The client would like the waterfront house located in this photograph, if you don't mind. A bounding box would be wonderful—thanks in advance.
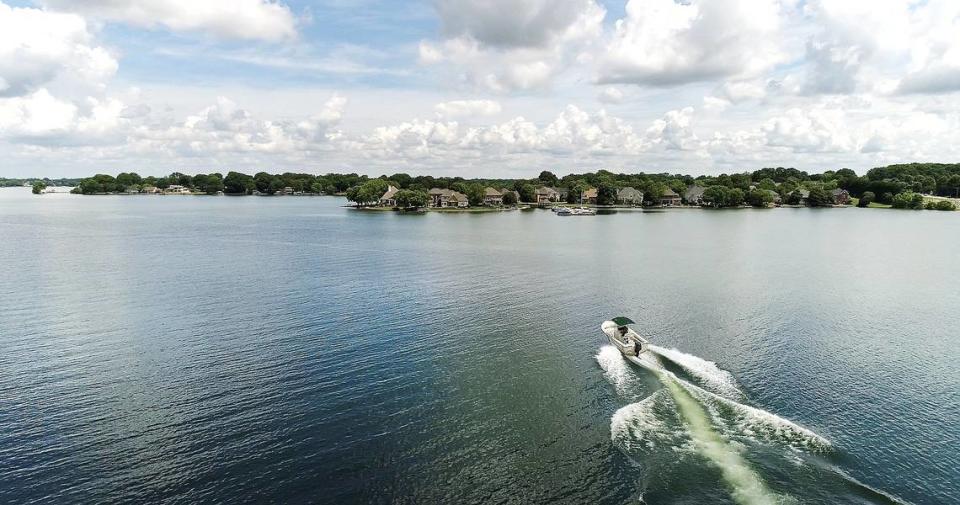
[380,185,399,207]
[581,187,598,205]
[141,186,160,194]
[483,187,503,206]
[428,188,470,208]
[278,187,295,196]
[684,185,706,205]
[534,186,561,203]
[165,185,192,194]
[830,188,850,205]
[766,190,783,206]
[617,187,644,205]
[797,188,810,205]
[659,188,681,206]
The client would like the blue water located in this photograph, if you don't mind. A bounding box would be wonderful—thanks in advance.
[1,188,957,504]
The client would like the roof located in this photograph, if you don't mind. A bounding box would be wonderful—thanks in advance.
[484,187,502,197]
[618,187,642,197]
[684,185,706,199]
[798,189,810,197]
[612,316,635,326]
[448,191,468,202]
[830,188,847,196]
[662,188,680,197]
[380,185,399,200]
[535,186,559,195]
[582,188,598,198]
[428,187,446,195]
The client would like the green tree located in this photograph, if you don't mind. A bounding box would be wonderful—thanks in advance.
[538,170,559,186]
[394,189,428,208]
[597,182,618,205]
[933,200,957,211]
[465,184,485,207]
[515,182,535,203]
[891,191,924,209]
[347,179,389,207]
[501,191,518,206]
[807,187,832,207]
[857,191,875,207]
[32,181,47,194]
[746,188,773,207]
[224,171,255,194]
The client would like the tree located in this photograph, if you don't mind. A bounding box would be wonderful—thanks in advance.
[858,191,875,207]
[32,181,47,194]
[746,188,773,207]
[891,191,924,209]
[538,170,559,186]
[465,184,485,207]
[394,189,428,208]
[933,200,957,211]
[347,179,389,207]
[224,171,255,194]
[501,191,517,206]
[515,182,535,203]
[807,187,832,207]
[597,182,618,206]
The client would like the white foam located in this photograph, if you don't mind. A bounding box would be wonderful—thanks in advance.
[610,390,690,453]
[650,345,744,400]
[674,373,831,451]
[596,345,643,398]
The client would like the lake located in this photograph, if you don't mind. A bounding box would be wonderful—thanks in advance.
[1,187,957,504]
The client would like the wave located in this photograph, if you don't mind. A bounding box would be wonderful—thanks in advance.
[649,345,745,401]
[611,390,692,454]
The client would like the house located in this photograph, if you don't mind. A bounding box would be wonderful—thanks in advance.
[278,187,295,196]
[428,188,469,208]
[483,187,503,206]
[380,185,399,207]
[684,185,706,205]
[534,186,561,203]
[830,188,850,205]
[795,188,810,205]
[659,188,681,206]
[581,187,598,205]
[141,186,160,194]
[766,190,783,206]
[165,185,192,194]
[617,187,644,205]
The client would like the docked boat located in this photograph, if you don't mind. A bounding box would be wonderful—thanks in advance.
[601,317,661,371]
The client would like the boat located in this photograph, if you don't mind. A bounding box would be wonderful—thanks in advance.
[601,317,661,371]
[570,207,596,216]
[555,207,572,215]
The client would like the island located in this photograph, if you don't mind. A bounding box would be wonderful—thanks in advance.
[43,163,960,212]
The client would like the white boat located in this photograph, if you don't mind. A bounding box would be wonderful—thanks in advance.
[601,317,661,371]
[570,207,596,215]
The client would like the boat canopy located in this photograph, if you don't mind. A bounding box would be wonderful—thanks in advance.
[611,316,635,326]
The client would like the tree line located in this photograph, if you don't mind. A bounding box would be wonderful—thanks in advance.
[61,164,960,211]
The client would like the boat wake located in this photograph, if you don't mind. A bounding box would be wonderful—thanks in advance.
[598,345,832,505]
[597,344,912,504]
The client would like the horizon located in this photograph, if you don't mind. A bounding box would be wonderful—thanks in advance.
[2,1,960,178]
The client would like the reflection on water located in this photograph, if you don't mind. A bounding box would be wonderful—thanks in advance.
[1,187,957,504]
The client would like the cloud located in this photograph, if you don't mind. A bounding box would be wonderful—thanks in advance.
[0,3,117,97]
[40,0,298,42]
[598,87,624,104]
[598,0,785,87]
[434,100,502,119]
[420,0,605,92]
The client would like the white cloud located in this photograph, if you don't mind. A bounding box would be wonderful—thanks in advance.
[598,0,786,86]
[0,3,116,97]
[420,0,605,92]
[598,87,624,104]
[40,0,298,42]
[434,100,501,119]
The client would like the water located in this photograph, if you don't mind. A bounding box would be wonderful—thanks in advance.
[1,187,958,504]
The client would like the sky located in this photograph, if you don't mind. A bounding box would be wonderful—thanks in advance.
[1,0,959,178]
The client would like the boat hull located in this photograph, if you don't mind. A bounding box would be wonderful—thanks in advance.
[601,321,661,371]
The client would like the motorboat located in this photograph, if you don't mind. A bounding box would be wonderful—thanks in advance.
[555,207,571,215]
[601,317,661,371]
[570,207,596,215]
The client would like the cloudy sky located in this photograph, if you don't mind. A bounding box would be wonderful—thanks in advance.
[1,0,959,178]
